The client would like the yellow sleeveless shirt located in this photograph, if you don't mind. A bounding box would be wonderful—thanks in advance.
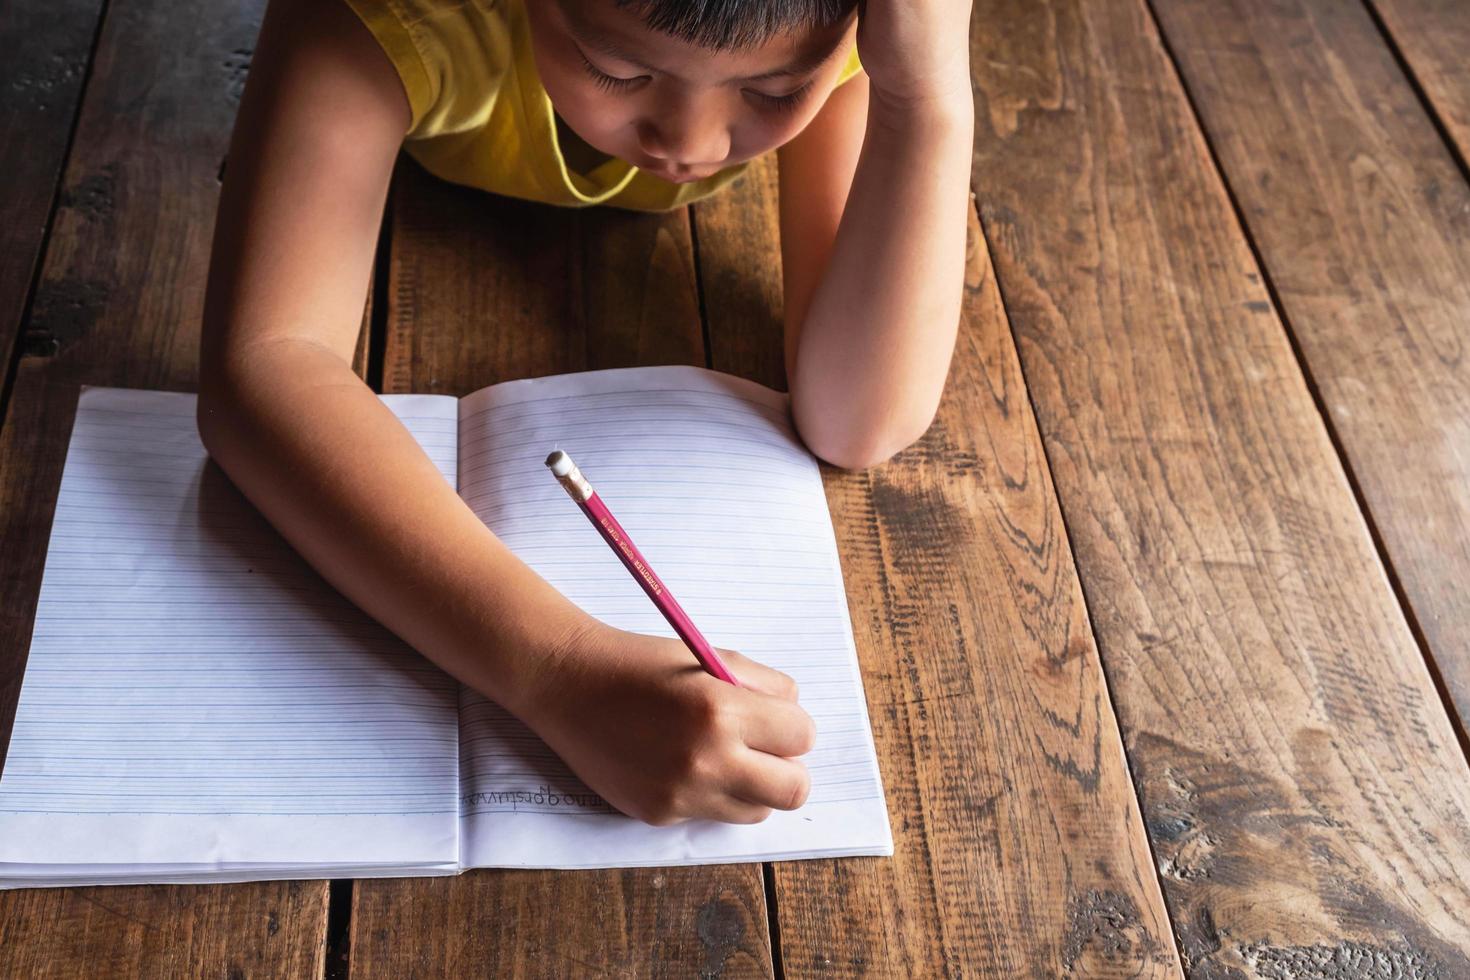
[342,0,864,212]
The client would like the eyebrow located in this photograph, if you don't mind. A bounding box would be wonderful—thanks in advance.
[568,20,845,84]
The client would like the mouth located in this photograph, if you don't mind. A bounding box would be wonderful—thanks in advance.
[649,168,711,182]
[639,163,720,184]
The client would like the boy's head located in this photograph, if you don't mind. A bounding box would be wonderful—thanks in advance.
[526,0,860,184]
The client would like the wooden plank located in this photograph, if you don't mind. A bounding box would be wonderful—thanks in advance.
[689,160,788,391]
[353,266,373,381]
[694,160,1181,975]
[0,0,106,393]
[0,0,331,973]
[1368,0,1470,165]
[346,160,772,979]
[1151,0,1470,763]
[969,0,1470,973]
[0,882,327,980]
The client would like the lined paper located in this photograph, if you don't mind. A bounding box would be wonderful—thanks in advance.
[455,366,891,868]
[0,387,462,879]
[0,367,891,884]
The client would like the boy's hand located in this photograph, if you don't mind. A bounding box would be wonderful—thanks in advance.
[518,621,816,825]
[855,0,975,110]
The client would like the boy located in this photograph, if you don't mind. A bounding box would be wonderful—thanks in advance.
[197,0,973,826]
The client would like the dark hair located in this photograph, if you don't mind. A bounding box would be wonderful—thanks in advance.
[614,0,857,51]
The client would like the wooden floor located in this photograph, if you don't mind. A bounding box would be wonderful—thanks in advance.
[2,0,1469,975]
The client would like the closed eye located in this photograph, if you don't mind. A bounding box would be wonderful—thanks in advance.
[745,80,813,114]
[576,48,648,92]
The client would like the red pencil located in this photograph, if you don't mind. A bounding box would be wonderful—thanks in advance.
[544,449,741,686]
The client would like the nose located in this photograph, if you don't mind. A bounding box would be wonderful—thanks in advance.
[637,97,730,169]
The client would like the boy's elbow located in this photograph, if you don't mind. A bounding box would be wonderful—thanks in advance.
[193,335,313,456]
[195,353,259,462]
[195,386,236,462]
[796,410,936,472]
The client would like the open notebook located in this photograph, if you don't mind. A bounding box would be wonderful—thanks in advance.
[0,366,891,887]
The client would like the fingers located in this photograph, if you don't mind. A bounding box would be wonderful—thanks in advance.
[727,750,812,813]
[701,796,775,825]
[718,649,800,701]
[646,752,808,825]
[736,690,817,758]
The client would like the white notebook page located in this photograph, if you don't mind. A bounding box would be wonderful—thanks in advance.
[0,387,462,880]
[454,366,892,868]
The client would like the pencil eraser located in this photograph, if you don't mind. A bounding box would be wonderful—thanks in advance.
[545,450,573,477]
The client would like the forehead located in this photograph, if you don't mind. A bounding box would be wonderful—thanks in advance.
[556,0,853,81]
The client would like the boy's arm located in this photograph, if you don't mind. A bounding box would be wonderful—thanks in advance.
[201,0,594,706]
[200,0,814,826]
[777,1,975,470]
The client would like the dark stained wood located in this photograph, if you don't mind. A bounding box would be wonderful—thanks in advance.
[694,159,1182,975]
[691,160,788,390]
[1368,0,1470,165]
[0,0,331,973]
[970,0,1470,973]
[353,265,372,382]
[0,0,106,393]
[0,881,326,980]
[346,160,772,980]
[1151,0,1470,760]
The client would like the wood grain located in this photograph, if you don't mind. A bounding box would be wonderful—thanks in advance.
[1150,0,1470,765]
[0,0,106,393]
[0,0,332,973]
[0,881,326,980]
[970,0,1470,973]
[688,160,787,391]
[1367,0,1470,165]
[346,160,772,980]
[694,160,1181,975]
[354,265,373,382]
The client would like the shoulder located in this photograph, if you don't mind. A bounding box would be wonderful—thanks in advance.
[339,0,515,133]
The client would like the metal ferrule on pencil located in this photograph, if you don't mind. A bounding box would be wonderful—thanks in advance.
[545,450,594,503]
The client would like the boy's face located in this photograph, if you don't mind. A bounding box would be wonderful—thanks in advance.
[527,1,858,183]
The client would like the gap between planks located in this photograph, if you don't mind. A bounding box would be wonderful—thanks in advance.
[0,0,113,444]
[1138,0,1470,763]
